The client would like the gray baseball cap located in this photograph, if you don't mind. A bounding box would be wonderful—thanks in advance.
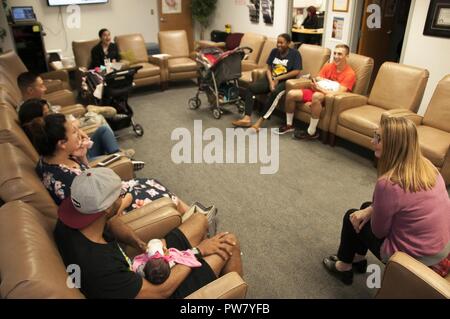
[58,168,123,229]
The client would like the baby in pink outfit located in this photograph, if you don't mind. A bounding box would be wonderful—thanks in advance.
[132,239,202,285]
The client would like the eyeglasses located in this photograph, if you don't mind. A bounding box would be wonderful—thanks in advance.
[373,132,382,144]
[119,189,127,198]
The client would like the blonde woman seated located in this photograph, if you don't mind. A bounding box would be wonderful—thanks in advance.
[323,116,450,285]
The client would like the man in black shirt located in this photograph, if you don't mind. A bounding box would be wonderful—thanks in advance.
[55,168,243,299]
[232,33,301,130]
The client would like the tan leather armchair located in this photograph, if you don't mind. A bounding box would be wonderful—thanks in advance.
[71,39,99,90]
[376,252,450,299]
[240,33,267,72]
[0,201,248,299]
[115,33,165,89]
[157,30,199,84]
[286,51,373,142]
[0,51,75,103]
[328,62,429,149]
[380,75,450,185]
[239,38,277,88]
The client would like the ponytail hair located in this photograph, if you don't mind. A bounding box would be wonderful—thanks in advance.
[25,113,67,157]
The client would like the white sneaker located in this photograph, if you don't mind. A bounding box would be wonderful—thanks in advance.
[198,205,218,237]
[131,160,145,171]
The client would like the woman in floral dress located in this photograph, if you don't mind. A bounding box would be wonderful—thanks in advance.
[29,113,188,214]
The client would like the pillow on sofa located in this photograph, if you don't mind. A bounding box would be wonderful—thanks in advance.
[120,50,138,64]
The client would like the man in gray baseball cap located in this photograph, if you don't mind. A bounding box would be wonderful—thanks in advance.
[54,168,243,299]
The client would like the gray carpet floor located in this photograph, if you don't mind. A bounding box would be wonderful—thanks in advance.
[116,82,403,298]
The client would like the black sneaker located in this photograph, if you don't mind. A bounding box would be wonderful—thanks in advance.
[293,129,319,140]
[274,124,295,135]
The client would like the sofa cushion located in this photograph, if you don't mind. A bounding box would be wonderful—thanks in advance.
[239,71,252,84]
[132,62,160,79]
[339,105,385,137]
[168,58,197,73]
[417,126,450,167]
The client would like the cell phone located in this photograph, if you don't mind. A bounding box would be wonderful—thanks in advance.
[96,154,121,167]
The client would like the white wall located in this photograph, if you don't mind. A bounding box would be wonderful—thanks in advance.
[9,0,159,58]
[0,4,15,52]
[322,0,357,52]
[402,0,450,115]
[204,0,290,40]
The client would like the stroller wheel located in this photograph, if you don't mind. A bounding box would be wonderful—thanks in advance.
[188,97,201,110]
[212,108,221,119]
[133,124,144,137]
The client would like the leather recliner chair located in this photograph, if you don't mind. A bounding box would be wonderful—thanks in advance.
[0,51,77,106]
[71,39,99,90]
[251,44,331,116]
[328,62,429,149]
[239,33,267,72]
[238,38,277,88]
[380,74,450,185]
[0,201,248,299]
[114,34,165,89]
[376,252,450,299]
[285,51,373,142]
[157,30,199,84]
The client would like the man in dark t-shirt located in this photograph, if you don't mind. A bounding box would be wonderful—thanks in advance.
[232,33,301,129]
[54,168,243,299]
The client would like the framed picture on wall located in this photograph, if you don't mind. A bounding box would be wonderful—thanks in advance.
[332,0,349,12]
[331,16,344,40]
[423,0,450,38]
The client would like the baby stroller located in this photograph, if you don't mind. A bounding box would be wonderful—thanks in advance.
[189,46,252,119]
[82,66,144,137]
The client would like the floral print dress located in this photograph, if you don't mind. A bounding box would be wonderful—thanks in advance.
[36,158,179,213]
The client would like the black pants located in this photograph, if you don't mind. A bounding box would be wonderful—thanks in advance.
[337,202,384,264]
[244,76,286,116]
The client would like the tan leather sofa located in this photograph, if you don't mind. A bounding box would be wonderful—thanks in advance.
[251,44,331,117]
[380,75,450,184]
[239,38,277,88]
[286,51,373,142]
[71,39,99,90]
[0,201,248,299]
[328,62,429,149]
[157,30,199,83]
[376,252,450,299]
[0,51,76,106]
[239,33,267,72]
[114,34,165,89]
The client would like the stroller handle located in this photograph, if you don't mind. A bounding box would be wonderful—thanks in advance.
[239,46,253,54]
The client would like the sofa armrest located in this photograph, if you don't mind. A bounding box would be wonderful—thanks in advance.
[376,252,450,299]
[381,109,424,126]
[43,79,64,94]
[195,40,226,50]
[185,272,248,299]
[44,90,76,106]
[329,93,368,135]
[60,104,87,118]
[286,78,311,91]
[41,70,70,89]
[90,155,134,181]
[241,61,258,72]
[251,68,268,82]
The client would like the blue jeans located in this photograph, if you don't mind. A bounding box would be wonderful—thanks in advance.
[87,125,120,160]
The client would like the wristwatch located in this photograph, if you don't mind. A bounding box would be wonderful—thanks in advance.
[192,247,203,260]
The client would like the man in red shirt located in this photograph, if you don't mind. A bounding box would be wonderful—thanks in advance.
[278,44,356,139]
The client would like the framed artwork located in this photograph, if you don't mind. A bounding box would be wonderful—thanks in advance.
[333,0,349,12]
[423,0,450,38]
[331,16,344,40]
[261,0,274,25]
[162,0,181,14]
[248,0,260,23]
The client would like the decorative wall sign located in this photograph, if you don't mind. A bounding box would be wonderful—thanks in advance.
[162,0,182,14]
[261,0,275,25]
[423,0,450,38]
[248,0,260,23]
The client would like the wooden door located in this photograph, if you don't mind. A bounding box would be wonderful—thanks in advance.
[158,0,194,51]
[357,0,408,88]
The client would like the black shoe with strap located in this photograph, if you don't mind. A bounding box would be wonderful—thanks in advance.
[323,256,353,285]
[329,255,368,273]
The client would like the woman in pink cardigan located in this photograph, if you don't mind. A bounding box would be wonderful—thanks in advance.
[323,116,450,285]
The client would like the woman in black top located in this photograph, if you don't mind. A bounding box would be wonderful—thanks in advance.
[302,6,319,29]
[90,28,121,69]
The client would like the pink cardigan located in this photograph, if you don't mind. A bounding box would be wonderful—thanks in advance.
[372,174,450,262]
